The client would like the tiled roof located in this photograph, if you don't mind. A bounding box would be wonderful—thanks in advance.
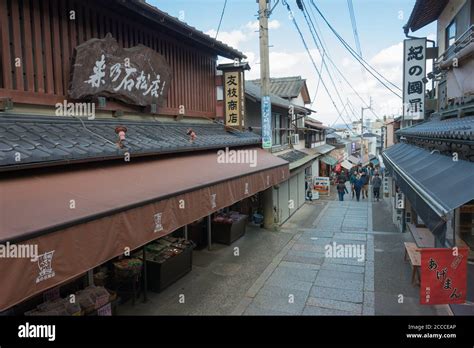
[276,150,308,163]
[397,116,474,141]
[405,0,448,33]
[305,119,328,130]
[245,81,310,113]
[0,115,260,170]
[248,76,306,99]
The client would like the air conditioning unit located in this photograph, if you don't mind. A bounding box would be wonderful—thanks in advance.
[290,134,299,145]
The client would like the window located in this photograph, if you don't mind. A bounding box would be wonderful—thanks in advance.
[446,20,456,47]
[282,115,289,145]
[272,113,281,146]
[216,86,223,101]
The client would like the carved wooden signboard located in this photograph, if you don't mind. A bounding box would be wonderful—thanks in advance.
[69,33,172,107]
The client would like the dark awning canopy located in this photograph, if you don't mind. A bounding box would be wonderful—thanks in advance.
[382,143,474,217]
[404,0,448,33]
[0,148,289,311]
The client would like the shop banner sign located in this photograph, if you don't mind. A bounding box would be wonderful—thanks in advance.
[383,177,389,194]
[403,38,426,120]
[224,70,243,129]
[420,248,468,305]
[313,176,330,196]
[261,96,272,149]
[396,192,405,209]
[69,34,172,107]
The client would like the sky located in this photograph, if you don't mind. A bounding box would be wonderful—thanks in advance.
[148,0,436,126]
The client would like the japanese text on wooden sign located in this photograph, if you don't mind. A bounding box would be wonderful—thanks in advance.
[403,38,426,120]
[224,71,243,129]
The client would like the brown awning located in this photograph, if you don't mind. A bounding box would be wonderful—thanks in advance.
[0,148,289,311]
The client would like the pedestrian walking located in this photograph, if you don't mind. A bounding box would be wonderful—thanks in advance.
[338,170,346,184]
[361,172,369,199]
[354,174,364,202]
[336,180,349,201]
[372,173,382,202]
[349,171,357,199]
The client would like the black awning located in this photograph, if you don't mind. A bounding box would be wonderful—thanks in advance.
[383,143,474,217]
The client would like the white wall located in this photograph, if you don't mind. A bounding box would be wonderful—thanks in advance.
[311,159,320,178]
[437,0,468,54]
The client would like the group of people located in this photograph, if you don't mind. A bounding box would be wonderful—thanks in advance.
[335,164,382,202]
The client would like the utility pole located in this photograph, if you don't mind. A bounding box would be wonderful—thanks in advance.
[361,97,372,163]
[259,0,270,108]
[258,0,274,230]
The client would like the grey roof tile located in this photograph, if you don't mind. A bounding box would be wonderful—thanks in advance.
[398,116,474,141]
[0,115,261,169]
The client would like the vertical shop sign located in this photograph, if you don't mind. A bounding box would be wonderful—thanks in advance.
[224,71,243,129]
[420,248,468,305]
[396,192,405,209]
[261,96,272,149]
[403,38,426,120]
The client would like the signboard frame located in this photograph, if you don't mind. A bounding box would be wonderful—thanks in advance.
[223,70,244,130]
[403,37,427,121]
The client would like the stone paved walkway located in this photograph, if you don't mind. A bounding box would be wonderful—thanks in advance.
[234,199,375,315]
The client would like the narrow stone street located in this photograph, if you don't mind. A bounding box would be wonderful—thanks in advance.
[234,199,374,315]
[120,189,451,316]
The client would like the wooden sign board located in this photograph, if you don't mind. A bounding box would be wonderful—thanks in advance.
[69,34,172,107]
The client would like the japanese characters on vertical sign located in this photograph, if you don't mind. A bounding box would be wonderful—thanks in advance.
[403,38,426,120]
[261,96,272,149]
[224,71,243,129]
[420,248,468,305]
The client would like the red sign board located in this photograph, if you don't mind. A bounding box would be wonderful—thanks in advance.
[420,248,468,305]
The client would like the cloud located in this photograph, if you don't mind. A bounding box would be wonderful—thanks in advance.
[245,20,281,31]
[207,20,280,51]
[206,29,248,50]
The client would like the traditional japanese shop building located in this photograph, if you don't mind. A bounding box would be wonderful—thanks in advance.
[383,0,474,253]
[244,78,328,223]
[0,0,289,313]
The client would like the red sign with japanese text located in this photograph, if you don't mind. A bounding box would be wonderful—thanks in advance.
[420,248,468,305]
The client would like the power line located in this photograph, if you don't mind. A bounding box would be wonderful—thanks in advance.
[301,1,368,125]
[309,0,402,98]
[281,0,353,133]
[347,0,367,83]
[303,1,382,121]
[298,0,359,124]
[215,0,228,40]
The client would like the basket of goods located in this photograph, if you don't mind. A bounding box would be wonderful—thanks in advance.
[75,289,97,314]
[113,258,143,279]
[145,243,167,255]
[76,286,111,314]
[171,239,194,250]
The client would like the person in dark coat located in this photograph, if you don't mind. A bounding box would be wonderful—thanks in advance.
[353,175,364,202]
[372,173,382,202]
[336,180,349,201]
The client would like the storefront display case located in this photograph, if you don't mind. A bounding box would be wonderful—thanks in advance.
[141,237,194,292]
[211,212,248,245]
